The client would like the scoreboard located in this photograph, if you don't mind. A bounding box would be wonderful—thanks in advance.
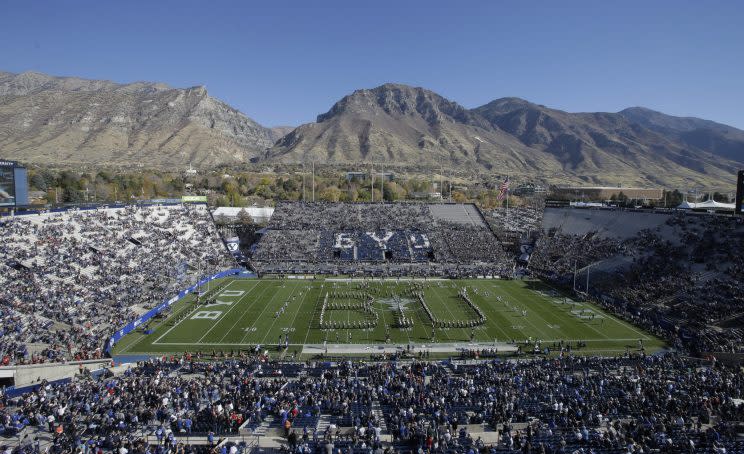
[0,160,28,208]
[737,170,744,215]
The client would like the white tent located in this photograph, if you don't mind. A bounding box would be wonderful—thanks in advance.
[677,200,735,211]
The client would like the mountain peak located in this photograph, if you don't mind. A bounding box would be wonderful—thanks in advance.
[0,70,175,96]
[316,82,478,126]
[475,97,538,114]
[2,70,743,186]
[620,106,658,114]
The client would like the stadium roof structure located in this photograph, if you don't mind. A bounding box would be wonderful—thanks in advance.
[677,200,735,211]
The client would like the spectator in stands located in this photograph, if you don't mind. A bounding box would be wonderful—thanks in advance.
[0,204,234,365]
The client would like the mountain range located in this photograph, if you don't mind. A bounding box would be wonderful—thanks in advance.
[1,71,743,188]
[0,71,283,168]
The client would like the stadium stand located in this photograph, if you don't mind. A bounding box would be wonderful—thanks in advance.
[2,202,744,453]
[530,209,744,356]
[488,207,544,237]
[541,207,673,240]
[0,205,234,365]
[1,354,742,453]
[251,202,512,277]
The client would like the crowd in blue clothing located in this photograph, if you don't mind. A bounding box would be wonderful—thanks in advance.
[1,352,742,453]
[252,202,511,277]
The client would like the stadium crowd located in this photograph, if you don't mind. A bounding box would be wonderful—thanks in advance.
[529,212,744,356]
[1,202,744,453]
[1,353,742,453]
[0,205,234,365]
[252,203,512,277]
[487,207,544,237]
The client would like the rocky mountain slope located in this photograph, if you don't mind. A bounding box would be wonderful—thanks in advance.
[268,84,554,175]
[267,85,743,187]
[2,71,742,188]
[619,107,744,164]
[472,98,742,187]
[0,71,275,168]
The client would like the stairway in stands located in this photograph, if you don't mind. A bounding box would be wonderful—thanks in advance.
[371,400,388,433]
[315,414,332,434]
[251,415,276,437]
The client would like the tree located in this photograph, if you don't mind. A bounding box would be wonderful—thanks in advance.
[228,191,247,207]
[63,187,84,203]
[237,209,254,225]
[320,187,343,202]
[662,189,684,207]
[383,181,406,201]
[452,191,468,203]
[30,173,48,191]
[214,195,230,207]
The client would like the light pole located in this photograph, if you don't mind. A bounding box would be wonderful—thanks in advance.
[573,260,577,292]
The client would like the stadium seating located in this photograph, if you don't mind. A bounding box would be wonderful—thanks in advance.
[252,202,512,276]
[0,204,234,364]
[2,202,744,453]
[2,354,742,453]
[530,210,744,355]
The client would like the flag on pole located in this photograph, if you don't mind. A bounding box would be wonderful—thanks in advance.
[497,176,510,200]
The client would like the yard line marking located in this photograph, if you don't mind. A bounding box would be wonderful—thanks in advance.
[258,281,305,345]
[388,284,412,345]
[235,285,284,345]
[217,281,281,344]
[130,278,660,354]
[153,280,238,344]
[236,281,289,344]
[283,284,311,343]
[425,285,462,341]
[302,286,323,346]
[148,337,649,347]
[195,280,261,343]
[469,283,511,341]
[231,281,286,345]
[497,285,553,340]
[538,280,651,341]
[120,293,200,353]
[503,285,559,339]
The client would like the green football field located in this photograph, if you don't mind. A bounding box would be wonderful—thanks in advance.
[112,277,664,357]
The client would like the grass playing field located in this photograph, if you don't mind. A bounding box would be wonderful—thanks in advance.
[112,277,664,357]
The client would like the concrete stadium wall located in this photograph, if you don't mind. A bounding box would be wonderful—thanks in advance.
[8,359,112,387]
[542,208,675,240]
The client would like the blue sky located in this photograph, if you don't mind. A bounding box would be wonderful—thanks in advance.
[1,0,743,128]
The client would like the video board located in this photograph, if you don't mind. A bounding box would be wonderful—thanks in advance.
[0,162,15,207]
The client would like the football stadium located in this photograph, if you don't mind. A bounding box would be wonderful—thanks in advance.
[3,3,744,452]
[108,202,664,358]
[2,197,743,453]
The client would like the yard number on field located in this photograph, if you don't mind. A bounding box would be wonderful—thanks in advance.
[191,290,245,320]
